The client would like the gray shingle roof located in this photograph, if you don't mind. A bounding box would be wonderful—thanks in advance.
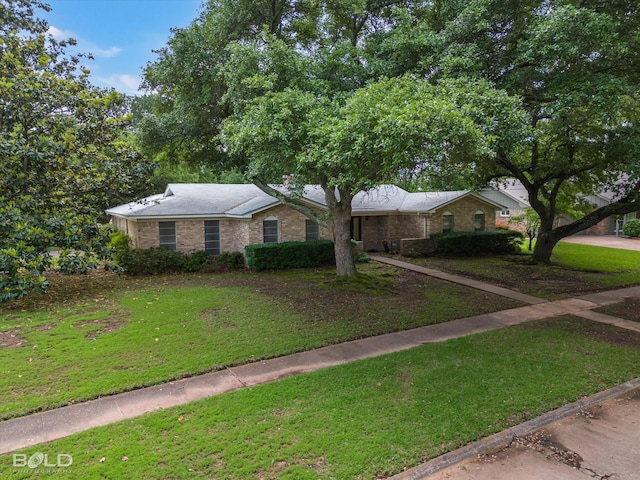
[105,184,278,219]
[106,183,506,219]
[402,190,472,212]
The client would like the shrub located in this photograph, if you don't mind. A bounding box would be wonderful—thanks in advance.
[109,230,131,251]
[109,231,131,263]
[245,240,335,271]
[354,251,370,263]
[183,250,213,272]
[56,252,98,275]
[430,230,524,256]
[117,247,185,275]
[622,219,640,238]
[215,251,245,270]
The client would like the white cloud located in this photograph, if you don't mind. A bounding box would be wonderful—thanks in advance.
[95,74,142,95]
[47,25,74,40]
[93,46,122,58]
[46,25,122,58]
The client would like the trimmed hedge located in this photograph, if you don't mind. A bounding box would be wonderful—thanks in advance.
[117,248,245,275]
[217,251,246,270]
[117,247,187,275]
[430,230,524,256]
[245,240,335,271]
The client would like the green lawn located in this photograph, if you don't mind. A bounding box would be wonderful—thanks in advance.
[404,242,640,299]
[0,262,521,420]
[2,242,640,478]
[4,317,640,479]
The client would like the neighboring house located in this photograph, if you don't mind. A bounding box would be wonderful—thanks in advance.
[105,184,506,254]
[562,190,639,236]
[478,185,530,228]
[488,179,639,235]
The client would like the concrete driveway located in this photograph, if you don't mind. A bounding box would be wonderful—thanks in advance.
[420,387,640,480]
[561,235,640,251]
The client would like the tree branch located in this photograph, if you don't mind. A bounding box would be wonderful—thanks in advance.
[251,178,328,226]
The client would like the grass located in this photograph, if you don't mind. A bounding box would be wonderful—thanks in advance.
[0,262,521,420]
[402,242,640,299]
[4,316,640,479]
[2,242,640,478]
[595,297,640,322]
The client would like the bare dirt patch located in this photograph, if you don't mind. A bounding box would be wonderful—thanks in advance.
[527,316,640,349]
[401,255,611,299]
[34,324,56,331]
[0,329,27,348]
[595,296,640,323]
[72,318,126,340]
[230,268,520,329]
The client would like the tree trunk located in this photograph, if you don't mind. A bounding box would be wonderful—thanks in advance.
[532,229,559,264]
[530,187,640,263]
[325,185,357,277]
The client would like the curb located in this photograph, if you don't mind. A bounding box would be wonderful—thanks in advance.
[391,377,640,479]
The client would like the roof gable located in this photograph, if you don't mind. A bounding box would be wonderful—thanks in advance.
[399,190,507,212]
[106,184,278,219]
[106,183,506,219]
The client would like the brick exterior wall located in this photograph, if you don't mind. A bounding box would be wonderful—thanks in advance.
[221,220,250,252]
[359,214,423,252]
[114,204,331,254]
[357,197,497,252]
[583,217,616,235]
[112,196,497,254]
[135,221,159,249]
[400,237,436,257]
[248,204,331,245]
[429,197,497,235]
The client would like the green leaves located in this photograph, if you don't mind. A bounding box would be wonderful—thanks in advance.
[223,75,527,196]
[0,0,153,300]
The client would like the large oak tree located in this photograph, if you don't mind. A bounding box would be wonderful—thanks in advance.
[145,1,525,275]
[423,0,640,262]
[223,77,525,275]
[143,0,640,267]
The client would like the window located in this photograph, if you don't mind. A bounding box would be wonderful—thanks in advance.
[305,219,320,241]
[351,217,362,241]
[474,211,486,231]
[204,220,221,255]
[158,221,177,250]
[263,218,278,243]
[442,213,453,233]
[500,210,510,217]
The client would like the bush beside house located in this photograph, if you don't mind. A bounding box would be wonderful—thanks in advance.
[245,240,335,271]
[430,230,524,256]
[622,219,640,238]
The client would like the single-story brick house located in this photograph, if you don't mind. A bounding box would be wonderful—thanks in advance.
[105,184,507,254]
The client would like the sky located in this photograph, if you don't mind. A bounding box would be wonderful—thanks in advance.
[40,0,203,95]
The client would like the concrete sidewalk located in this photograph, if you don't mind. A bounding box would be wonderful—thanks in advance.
[370,255,548,305]
[5,289,631,455]
[2,257,640,478]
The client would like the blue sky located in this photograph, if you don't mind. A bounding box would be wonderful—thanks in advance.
[40,0,203,95]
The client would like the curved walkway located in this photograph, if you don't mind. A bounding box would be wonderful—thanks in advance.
[2,257,640,478]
